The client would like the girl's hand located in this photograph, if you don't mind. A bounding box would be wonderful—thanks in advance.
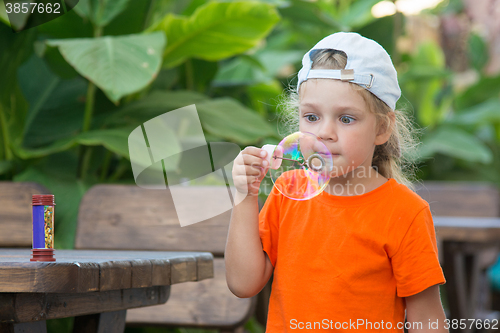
[232,147,269,197]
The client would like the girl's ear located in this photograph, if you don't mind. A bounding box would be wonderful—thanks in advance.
[375,111,396,145]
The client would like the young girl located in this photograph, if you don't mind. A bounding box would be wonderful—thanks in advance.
[225,32,448,332]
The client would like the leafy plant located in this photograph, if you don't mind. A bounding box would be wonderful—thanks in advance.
[0,0,281,249]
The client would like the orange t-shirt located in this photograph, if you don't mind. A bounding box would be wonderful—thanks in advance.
[259,177,446,332]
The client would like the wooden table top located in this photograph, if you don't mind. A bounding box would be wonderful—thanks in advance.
[0,249,213,293]
[434,216,500,242]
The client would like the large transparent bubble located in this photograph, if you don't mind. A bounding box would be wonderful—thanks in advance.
[264,132,333,200]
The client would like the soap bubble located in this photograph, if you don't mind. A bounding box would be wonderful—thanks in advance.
[268,132,332,200]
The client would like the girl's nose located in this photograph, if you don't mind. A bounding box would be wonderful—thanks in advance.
[317,122,338,142]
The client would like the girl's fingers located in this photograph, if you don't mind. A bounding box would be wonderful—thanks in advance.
[233,147,269,195]
[241,153,266,167]
[242,146,267,159]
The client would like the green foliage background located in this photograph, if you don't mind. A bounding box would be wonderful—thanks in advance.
[1,0,500,332]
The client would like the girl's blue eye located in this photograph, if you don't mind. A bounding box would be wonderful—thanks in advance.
[306,115,319,122]
[340,116,354,124]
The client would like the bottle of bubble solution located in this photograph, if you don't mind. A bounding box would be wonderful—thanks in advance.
[31,195,56,262]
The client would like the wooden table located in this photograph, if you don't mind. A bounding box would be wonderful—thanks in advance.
[434,216,500,332]
[0,249,213,333]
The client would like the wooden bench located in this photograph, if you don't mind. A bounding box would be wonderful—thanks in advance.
[0,182,51,248]
[415,181,500,331]
[75,184,257,332]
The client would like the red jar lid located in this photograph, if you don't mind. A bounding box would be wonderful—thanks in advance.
[32,194,55,206]
[30,249,56,262]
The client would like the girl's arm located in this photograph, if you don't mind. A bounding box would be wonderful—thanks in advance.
[225,147,274,298]
[406,284,449,333]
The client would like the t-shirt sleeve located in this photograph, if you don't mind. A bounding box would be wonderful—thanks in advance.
[391,205,446,297]
[258,187,282,267]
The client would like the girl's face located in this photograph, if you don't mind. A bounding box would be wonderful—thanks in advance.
[299,79,389,179]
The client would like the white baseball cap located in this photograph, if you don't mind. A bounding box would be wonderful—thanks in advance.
[297,32,401,110]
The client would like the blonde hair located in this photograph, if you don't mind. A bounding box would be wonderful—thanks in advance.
[278,49,420,190]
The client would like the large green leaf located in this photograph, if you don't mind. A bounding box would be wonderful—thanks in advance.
[448,99,500,126]
[104,91,278,144]
[0,24,35,102]
[398,66,451,84]
[37,8,93,38]
[103,0,153,36]
[151,1,280,68]
[468,32,489,72]
[75,128,132,158]
[417,126,493,163]
[0,160,13,175]
[418,79,452,127]
[213,50,304,86]
[12,137,76,159]
[18,55,60,137]
[279,0,339,30]
[413,41,446,67]
[0,23,35,162]
[197,98,278,144]
[100,90,209,127]
[0,2,10,26]
[46,32,166,104]
[336,0,379,30]
[13,127,147,162]
[18,55,88,147]
[73,0,130,28]
[400,41,451,127]
[455,75,500,110]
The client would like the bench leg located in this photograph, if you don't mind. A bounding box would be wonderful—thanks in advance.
[73,310,127,333]
[443,241,500,333]
[0,321,47,333]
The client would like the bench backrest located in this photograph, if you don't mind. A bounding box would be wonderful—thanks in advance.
[0,182,51,247]
[415,181,500,217]
[75,185,232,256]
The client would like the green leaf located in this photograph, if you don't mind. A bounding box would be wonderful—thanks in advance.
[418,126,493,163]
[213,56,267,86]
[75,128,132,158]
[103,0,153,36]
[12,136,76,159]
[455,75,500,110]
[36,8,93,39]
[197,98,278,144]
[279,0,338,30]
[0,160,13,175]
[151,1,280,68]
[0,2,10,26]
[46,32,166,104]
[17,55,61,139]
[337,0,379,30]
[414,41,445,68]
[468,32,489,72]
[448,99,500,126]
[14,126,148,163]
[0,23,35,103]
[73,0,130,28]
[247,80,283,115]
[101,90,209,127]
[418,79,443,127]
[398,66,451,84]
[2,4,30,31]
[17,56,87,147]
[213,50,303,86]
